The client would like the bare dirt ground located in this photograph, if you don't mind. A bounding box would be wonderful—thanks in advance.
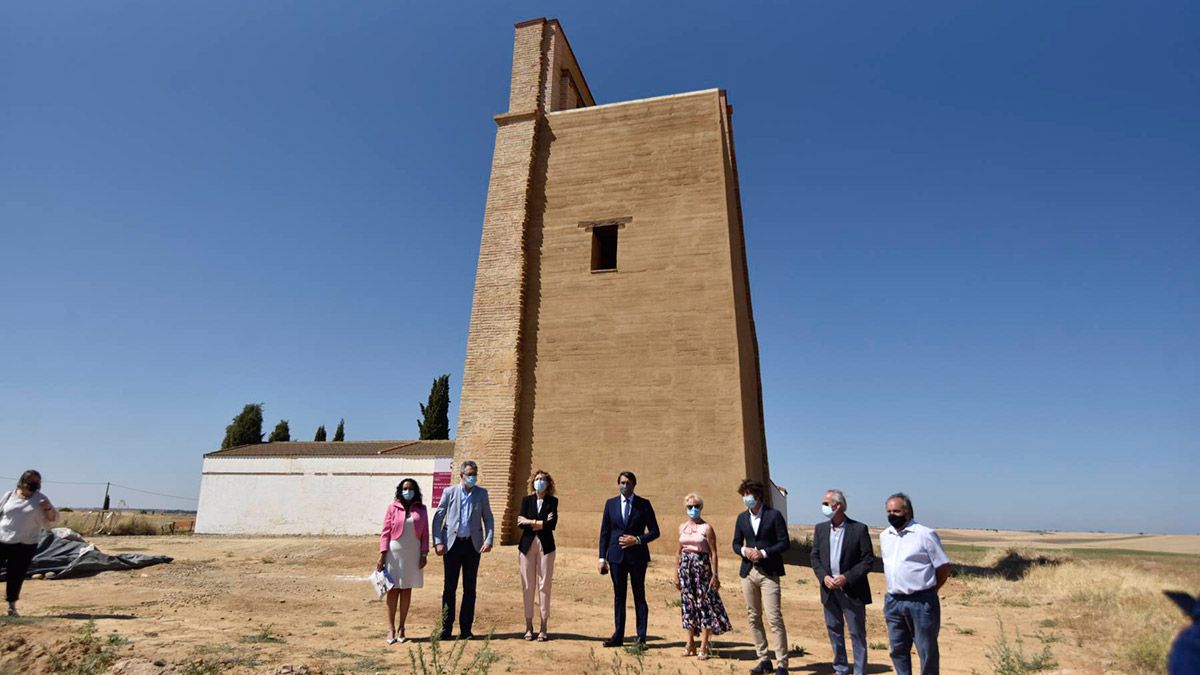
[0,528,1196,674]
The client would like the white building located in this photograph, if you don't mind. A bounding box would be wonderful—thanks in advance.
[195,440,454,535]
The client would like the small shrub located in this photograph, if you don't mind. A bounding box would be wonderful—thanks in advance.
[1033,630,1060,644]
[408,610,498,674]
[622,641,647,657]
[956,626,977,635]
[46,620,125,675]
[986,620,1057,674]
[791,644,809,657]
[317,620,337,627]
[239,625,285,644]
[180,660,222,675]
[664,597,681,608]
[106,632,129,647]
[1124,632,1171,673]
[354,654,389,671]
[586,647,650,675]
[869,641,888,650]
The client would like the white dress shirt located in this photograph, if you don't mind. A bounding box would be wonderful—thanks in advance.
[829,519,845,577]
[879,520,951,595]
[742,507,767,559]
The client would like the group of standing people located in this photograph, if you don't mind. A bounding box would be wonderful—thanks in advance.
[376,462,954,675]
[373,465,785,674]
[0,465,949,675]
[0,467,950,674]
[811,490,951,675]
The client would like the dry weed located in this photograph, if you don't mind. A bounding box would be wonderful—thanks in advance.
[957,551,1192,673]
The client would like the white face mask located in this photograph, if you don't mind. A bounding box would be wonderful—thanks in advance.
[821,504,835,518]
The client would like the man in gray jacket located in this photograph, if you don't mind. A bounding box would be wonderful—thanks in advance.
[432,460,494,640]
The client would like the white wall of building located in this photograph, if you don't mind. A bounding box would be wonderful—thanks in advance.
[770,482,789,525]
[195,455,453,535]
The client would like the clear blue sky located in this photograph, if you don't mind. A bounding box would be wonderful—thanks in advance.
[2,2,1196,534]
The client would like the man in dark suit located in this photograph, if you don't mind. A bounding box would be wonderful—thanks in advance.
[812,489,876,675]
[598,471,660,648]
[732,478,790,675]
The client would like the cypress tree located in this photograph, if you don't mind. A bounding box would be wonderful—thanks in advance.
[314,425,327,442]
[221,404,264,449]
[268,420,291,443]
[333,418,345,442]
[418,374,451,440]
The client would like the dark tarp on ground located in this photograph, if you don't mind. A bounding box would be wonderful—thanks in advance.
[0,530,172,580]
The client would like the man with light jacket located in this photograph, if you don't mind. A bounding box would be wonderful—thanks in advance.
[432,460,494,640]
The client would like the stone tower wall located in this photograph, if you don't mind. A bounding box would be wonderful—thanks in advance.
[455,19,595,542]
[515,90,769,553]
[458,20,769,552]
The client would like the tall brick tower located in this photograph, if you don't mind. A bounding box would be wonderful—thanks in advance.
[456,18,771,550]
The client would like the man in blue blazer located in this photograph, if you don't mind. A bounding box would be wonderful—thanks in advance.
[732,479,790,675]
[432,460,494,640]
[598,471,660,648]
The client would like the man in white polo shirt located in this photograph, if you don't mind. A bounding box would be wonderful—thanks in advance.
[879,492,951,675]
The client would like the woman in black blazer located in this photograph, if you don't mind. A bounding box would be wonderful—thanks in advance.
[516,469,558,641]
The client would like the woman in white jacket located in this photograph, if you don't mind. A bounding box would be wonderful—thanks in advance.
[0,470,57,616]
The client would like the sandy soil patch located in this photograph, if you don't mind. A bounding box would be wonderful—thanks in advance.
[0,533,1194,674]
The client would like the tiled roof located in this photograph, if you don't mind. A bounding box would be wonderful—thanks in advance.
[205,440,454,458]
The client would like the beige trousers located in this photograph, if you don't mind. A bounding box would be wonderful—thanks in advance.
[519,537,555,623]
[741,567,789,665]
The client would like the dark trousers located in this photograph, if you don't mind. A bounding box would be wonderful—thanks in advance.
[610,559,649,642]
[1,542,38,603]
[441,538,480,637]
[824,589,868,675]
[883,589,941,675]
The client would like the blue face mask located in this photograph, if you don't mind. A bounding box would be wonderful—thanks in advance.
[401,489,415,501]
[464,475,478,488]
[743,495,758,510]
[533,479,547,493]
[821,504,835,518]
[619,483,633,497]
[687,506,702,519]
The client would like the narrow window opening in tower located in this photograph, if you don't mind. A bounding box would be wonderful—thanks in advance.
[591,225,618,271]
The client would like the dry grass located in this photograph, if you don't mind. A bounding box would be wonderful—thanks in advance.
[56,510,189,536]
[956,548,1194,673]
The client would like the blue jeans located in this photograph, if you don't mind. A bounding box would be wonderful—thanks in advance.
[824,589,867,675]
[883,589,940,675]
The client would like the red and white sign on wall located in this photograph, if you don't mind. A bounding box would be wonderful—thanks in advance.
[431,472,452,508]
